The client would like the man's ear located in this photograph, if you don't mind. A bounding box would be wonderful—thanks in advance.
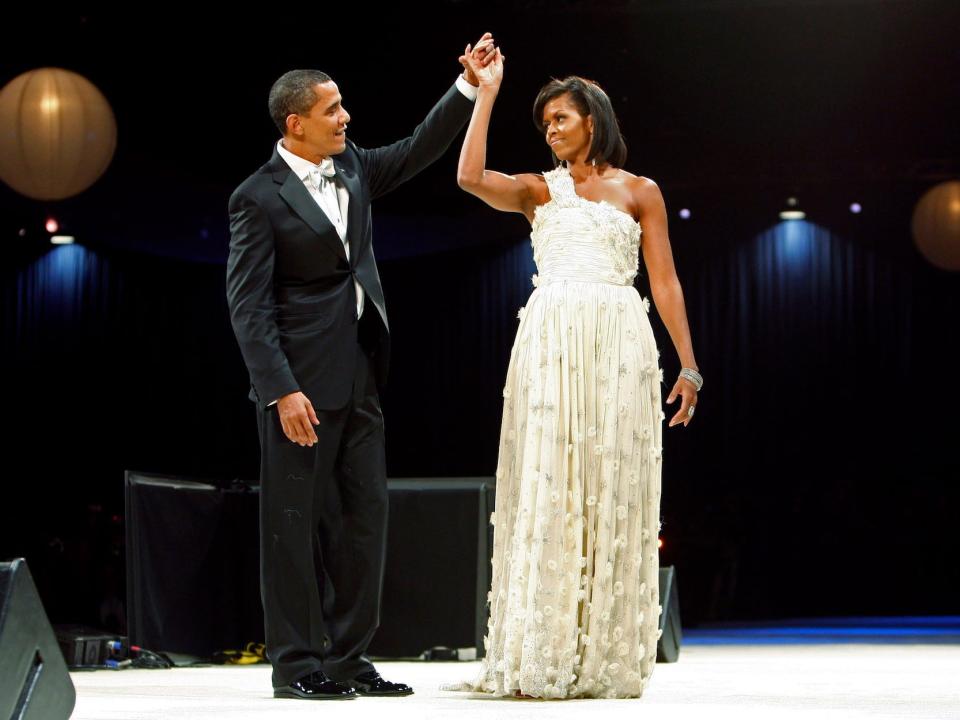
[285,114,301,137]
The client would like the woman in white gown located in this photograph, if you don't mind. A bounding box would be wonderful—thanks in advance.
[444,42,702,700]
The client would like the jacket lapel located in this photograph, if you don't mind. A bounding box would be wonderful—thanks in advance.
[271,148,347,261]
[333,156,364,259]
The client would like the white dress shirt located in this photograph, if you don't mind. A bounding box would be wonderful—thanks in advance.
[277,139,362,317]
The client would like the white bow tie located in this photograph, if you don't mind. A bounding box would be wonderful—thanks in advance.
[309,157,336,188]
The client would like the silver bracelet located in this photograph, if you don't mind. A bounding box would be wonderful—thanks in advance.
[679,367,703,391]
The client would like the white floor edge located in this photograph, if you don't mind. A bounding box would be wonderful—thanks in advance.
[69,642,960,719]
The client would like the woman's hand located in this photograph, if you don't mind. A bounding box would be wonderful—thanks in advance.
[459,37,504,90]
[666,377,698,428]
[459,32,497,86]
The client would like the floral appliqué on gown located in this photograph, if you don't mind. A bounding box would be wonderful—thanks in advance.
[442,165,665,699]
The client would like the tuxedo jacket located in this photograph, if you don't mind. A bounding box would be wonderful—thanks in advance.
[227,82,473,410]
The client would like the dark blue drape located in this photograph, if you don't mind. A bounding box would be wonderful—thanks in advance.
[1,214,957,626]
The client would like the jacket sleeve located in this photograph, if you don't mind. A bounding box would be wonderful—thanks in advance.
[355,81,473,200]
[226,189,299,407]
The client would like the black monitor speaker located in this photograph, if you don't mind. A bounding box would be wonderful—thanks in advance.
[0,558,76,720]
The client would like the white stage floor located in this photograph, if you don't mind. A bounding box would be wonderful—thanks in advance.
[71,636,960,720]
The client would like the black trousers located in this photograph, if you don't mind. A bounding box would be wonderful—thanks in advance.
[256,338,387,688]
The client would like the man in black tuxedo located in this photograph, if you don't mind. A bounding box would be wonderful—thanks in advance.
[227,36,495,700]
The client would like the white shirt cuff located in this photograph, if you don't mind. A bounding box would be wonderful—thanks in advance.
[455,74,479,102]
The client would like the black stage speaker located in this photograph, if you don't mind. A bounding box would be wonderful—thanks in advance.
[125,471,496,659]
[657,565,682,662]
[369,478,495,658]
[125,471,263,656]
[0,558,76,720]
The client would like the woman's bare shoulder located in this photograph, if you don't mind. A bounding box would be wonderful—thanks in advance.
[623,173,663,202]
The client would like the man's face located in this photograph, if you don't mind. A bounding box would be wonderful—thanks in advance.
[290,81,351,157]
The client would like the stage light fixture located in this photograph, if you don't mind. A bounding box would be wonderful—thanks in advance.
[779,196,806,221]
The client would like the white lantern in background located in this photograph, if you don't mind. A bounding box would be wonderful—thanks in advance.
[0,67,117,200]
[912,181,960,271]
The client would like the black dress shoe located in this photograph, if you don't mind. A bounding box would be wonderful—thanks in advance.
[351,670,414,696]
[274,671,357,700]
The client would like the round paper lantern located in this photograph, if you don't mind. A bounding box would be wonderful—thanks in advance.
[912,180,960,271]
[0,67,117,200]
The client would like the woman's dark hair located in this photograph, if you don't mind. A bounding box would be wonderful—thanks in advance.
[532,76,627,168]
[268,69,333,136]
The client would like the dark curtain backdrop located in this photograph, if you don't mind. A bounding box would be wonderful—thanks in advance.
[1,204,957,628]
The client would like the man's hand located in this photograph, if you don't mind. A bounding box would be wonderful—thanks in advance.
[460,37,504,90]
[460,32,497,86]
[276,391,320,446]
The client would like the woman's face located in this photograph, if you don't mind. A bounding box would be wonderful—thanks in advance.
[541,93,593,162]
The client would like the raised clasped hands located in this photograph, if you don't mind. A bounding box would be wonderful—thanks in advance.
[459,32,504,90]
